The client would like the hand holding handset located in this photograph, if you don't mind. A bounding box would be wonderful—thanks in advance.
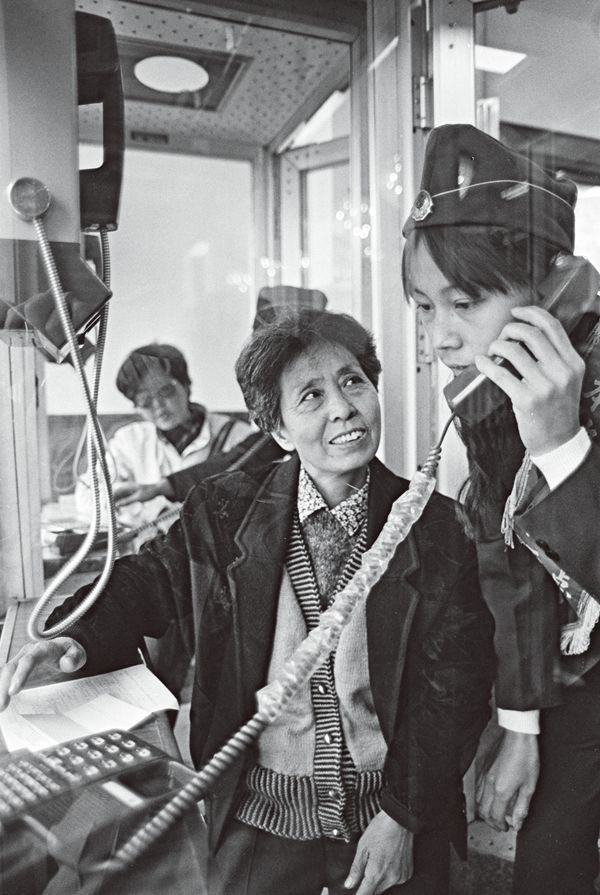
[444,254,600,424]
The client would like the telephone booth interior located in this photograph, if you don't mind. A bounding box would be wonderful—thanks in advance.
[2,0,600,671]
[1,3,600,882]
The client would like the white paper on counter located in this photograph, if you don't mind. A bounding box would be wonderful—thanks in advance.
[0,664,178,752]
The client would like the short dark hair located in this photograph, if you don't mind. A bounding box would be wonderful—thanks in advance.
[116,344,191,402]
[402,226,558,304]
[235,309,381,432]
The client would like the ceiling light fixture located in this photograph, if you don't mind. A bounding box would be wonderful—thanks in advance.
[134,56,210,93]
[475,44,526,74]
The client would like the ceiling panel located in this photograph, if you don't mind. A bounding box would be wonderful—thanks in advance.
[77,1,350,153]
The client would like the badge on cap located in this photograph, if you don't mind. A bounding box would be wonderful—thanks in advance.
[411,189,433,222]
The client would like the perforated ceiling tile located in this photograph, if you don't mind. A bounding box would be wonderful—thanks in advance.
[76,1,349,150]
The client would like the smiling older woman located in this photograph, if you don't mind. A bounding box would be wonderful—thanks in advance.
[0,309,493,895]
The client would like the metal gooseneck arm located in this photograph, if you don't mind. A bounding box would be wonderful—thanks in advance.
[7,177,118,640]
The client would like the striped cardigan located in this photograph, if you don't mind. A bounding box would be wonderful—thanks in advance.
[236,509,385,841]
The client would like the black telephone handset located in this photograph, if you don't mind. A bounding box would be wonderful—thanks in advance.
[443,254,600,424]
[76,12,124,232]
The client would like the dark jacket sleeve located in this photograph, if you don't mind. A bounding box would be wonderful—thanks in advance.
[473,442,600,711]
[380,552,494,836]
[475,536,560,710]
[45,519,194,675]
[516,441,600,602]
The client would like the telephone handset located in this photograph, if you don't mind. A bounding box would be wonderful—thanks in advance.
[443,253,600,424]
[76,12,124,232]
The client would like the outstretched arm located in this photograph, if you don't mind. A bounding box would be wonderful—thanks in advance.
[41,517,194,677]
[0,638,86,710]
[113,479,175,506]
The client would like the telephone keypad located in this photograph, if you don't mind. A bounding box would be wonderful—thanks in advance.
[0,729,165,824]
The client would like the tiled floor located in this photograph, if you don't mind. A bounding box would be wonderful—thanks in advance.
[450,823,514,894]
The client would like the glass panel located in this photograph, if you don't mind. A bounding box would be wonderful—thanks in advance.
[44,8,350,507]
[47,149,253,418]
[304,163,354,314]
[0,2,353,614]
[289,89,350,148]
[475,0,600,260]
[43,148,253,504]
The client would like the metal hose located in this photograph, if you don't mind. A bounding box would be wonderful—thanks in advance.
[26,216,117,639]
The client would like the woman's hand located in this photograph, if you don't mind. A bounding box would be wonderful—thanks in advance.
[0,638,86,711]
[475,305,585,456]
[476,730,539,832]
[344,811,413,894]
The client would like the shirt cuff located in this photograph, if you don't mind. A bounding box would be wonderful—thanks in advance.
[530,427,591,491]
[497,708,540,734]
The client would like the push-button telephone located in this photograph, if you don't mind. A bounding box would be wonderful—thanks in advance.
[0,729,205,895]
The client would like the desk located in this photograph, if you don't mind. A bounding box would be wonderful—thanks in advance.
[0,591,207,895]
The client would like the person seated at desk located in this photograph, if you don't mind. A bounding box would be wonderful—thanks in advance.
[75,342,253,530]
[1,309,494,895]
[111,286,329,511]
[112,430,287,509]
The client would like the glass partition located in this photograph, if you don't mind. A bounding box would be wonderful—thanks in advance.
[475,0,600,261]
[304,163,353,314]
[0,0,355,610]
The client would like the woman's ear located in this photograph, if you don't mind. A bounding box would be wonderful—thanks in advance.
[270,428,295,453]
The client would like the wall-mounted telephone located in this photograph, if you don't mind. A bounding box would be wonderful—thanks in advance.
[76,12,124,232]
[2,12,124,362]
[443,254,600,424]
[1,729,203,895]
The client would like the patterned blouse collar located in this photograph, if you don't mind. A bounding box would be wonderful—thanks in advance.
[297,466,370,536]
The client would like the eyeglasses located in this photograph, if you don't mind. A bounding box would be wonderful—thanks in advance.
[134,381,180,410]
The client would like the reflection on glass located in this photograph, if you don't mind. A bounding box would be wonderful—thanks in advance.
[304,164,353,315]
[289,89,350,149]
[475,0,600,263]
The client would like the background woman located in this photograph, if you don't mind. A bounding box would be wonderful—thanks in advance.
[75,342,252,528]
[402,123,600,895]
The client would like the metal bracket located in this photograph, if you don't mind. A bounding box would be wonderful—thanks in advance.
[416,314,434,364]
[473,0,523,13]
[413,74,433,131]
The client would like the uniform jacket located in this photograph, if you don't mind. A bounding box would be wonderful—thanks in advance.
[51,455,494,854]
[476,442,600,710]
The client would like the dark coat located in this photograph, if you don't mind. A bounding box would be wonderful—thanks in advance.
[51,455,494,855]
